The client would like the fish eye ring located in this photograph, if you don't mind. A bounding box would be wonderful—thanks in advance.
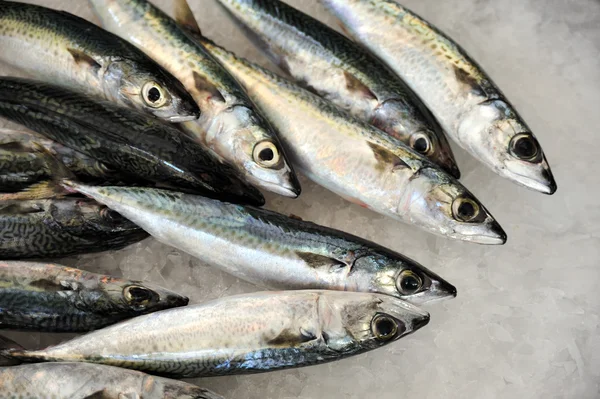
[123,285,153,306]
[142,81,167,108]
[452,197,480,223]
[509,133,539,161]
[396,270,423,295]
[253,141,280,168]
[409,132,433,155]
[371,314,399,341]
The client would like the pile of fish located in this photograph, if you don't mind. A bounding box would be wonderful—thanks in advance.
[0,0,555,397]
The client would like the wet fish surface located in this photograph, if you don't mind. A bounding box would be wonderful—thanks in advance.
[0,77,264,205]
[215,0,459,178]
[90,0,301,197]
[321,0,556,194]
[0,198,148,259]
[0,0,200,122]
[0,129,136,192]
[196,39,506,244]
[0,363,223,398]
[0,261,188,332]
[62,183,456,305]
[1,290,430,377]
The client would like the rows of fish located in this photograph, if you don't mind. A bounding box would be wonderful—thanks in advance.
[0,0,556,397]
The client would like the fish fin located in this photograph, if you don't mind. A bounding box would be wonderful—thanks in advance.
[267,327,317,347]
[173,0,202,35]
[0,141,33,152]
[343,71,378,101]
[288,213,303,221]
[192,71,226,103]
[67,48,102,73]
[83,390,112,399]
[367,142,410,172]
[453,65,483,95]
[0,335,24,366]
[295,251,347,272]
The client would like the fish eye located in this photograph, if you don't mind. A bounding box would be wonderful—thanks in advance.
[123,285,153,307]
[396,270,423,295]
[410,132,433,155]
[509,133,539,161]
[100,207,121,221]
[253,141,280,168]
[371,314,401,341]
[142,81,167,108]
[452,197,480,222]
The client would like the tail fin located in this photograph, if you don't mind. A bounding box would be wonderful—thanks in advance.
[0,142,77,201]
[0,335,24,366]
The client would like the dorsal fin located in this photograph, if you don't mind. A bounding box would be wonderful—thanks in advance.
[343,71,377,101]
[173,0,202,34]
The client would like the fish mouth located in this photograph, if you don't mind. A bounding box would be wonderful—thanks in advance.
[166,114,199,123]
[455,219,507,245]
[412,312,430,331]
[251,174,302,198]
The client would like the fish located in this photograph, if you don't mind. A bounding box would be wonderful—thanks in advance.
[0,261,188,332]
[320,0,557,195]
[60,183,456,305]
[0,129,137,192]
[0,1,200,122]
[214,0,459,178]
[90,0,301,198]
[0,77,264,206]
[0,198,149,259]
[0,290,430,376]
[0,363,223,398]
[192,39,506,244]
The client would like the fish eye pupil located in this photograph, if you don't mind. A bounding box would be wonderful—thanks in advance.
[458,201,475,218]
[128,286,151,302]
[401,275,420,292]
[147,87,161,103]
[514,136,536,158]
[259,148,274,162]
[413,137,429,153]
[372,315,398,341]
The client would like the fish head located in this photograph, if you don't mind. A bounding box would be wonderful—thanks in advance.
[212,105,301,197]
[96,280,189,315]
[103,58,200,122]
[372,99,460,178]
[400,167,507,244]
[318,292,429,353]
[354,251,457,304]
[458,99,556,194]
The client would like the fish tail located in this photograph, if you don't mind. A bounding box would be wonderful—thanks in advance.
[0,335,24,366]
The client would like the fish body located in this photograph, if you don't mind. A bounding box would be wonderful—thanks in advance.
[0,0,199,122]
[4,290,430,377]
[196,40,506,244]
[0,77,264,205]
[90,0,301,197]
[0,363,223,398]
[0,198,148,259]
[0,129,135,191]
[0,261,188,332]
[215,0,459,178]
[321,0,556,194]
[62,183,456,305]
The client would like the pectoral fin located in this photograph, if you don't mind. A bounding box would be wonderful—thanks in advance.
[295,251,347,272]
[67,48,101,73]
[367,142,410,172]
[192,71,226,103]
[343,71,377,101]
